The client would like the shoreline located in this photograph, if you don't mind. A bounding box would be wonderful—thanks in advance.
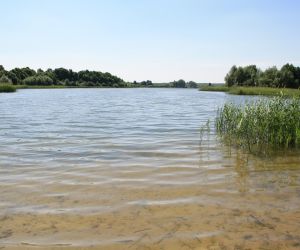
[200,85,300,96]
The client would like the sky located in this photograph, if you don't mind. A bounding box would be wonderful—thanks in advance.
[1,0,300,83]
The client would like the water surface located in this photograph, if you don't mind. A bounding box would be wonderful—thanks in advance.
[0,89,299,249]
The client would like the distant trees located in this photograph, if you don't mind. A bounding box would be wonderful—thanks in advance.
[0,65,125,87]
[0,75,12,84]
[10,67,35,83]
[172,79,186,88]
[130,79,198,88]
[225,65,259,87]
[257,67,280,87]
[140,80,153,86]
[23,75,54,86]
[0,65,201,88]
[186,81,198,88]
[171,80,198,88]
[225,64,300,89]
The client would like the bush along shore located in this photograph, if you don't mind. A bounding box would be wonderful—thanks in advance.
[215,96,300,155]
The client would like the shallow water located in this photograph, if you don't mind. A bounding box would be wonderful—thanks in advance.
[0,88,299,249]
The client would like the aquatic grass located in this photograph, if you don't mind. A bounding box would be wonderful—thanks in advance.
[199,85,229,92]
[216,96,300,154]
[228,86,300,97]
[200,85,300,97]
[199,120,211,146]
[0,84,16,93]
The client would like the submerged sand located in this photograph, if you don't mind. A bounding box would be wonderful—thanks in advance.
[1,149,300,250]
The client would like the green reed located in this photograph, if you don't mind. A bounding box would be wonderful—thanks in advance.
[199,85,229,92]
[216,96,300,154]
[0,84,16,93]
[200,85,300,97]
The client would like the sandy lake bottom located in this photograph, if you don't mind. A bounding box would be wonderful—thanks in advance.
[0,89,299,249]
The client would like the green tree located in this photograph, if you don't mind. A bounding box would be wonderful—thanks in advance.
[225,65,237,86]
[242,65,259,86]
[23,75,53,86]
[258,67,279,87]
[5,72,19,84]
[10,67,36,84]
[172,79,186,88]
[0,75,12,84]
[37,68,44,74]
[279,64,296,88]
[0,65,124,87]
[187,81,198,88]
[54,68,71,81]
[225,64,300,89]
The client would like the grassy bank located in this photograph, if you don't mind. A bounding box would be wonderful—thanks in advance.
[228,86,300,96]
[199,85,229,92]
[0,84,17,92]
[216,96,300,154]
[200,85,300,97]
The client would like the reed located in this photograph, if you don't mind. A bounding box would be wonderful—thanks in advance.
[216,96,300,154]
[0,84,16,93]
[228,86,300,97]
[200,85,300,97]
[199,85,229,92]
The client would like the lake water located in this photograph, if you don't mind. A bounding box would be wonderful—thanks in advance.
[0,88,300,249]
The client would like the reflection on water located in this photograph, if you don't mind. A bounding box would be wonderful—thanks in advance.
[0,88,299,249]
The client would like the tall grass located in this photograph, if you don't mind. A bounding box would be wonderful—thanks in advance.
[199,85,229,92]
[228,86,300,97]
[216,96,300,154]
[200,85,300,97]
[0,84,16,93]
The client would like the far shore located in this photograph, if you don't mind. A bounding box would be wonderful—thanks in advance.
[0,83,200,91]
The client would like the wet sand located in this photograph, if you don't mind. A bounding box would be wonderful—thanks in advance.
[1,148,300,250]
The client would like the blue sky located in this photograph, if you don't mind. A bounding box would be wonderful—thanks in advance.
[1,0,300,82]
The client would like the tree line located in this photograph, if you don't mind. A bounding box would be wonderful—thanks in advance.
[0,65,126,87]
[132,79,198,88]
[225,64,300,88]
[0,65,199,88]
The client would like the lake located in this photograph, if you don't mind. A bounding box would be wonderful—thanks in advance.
[0,88,300,249]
